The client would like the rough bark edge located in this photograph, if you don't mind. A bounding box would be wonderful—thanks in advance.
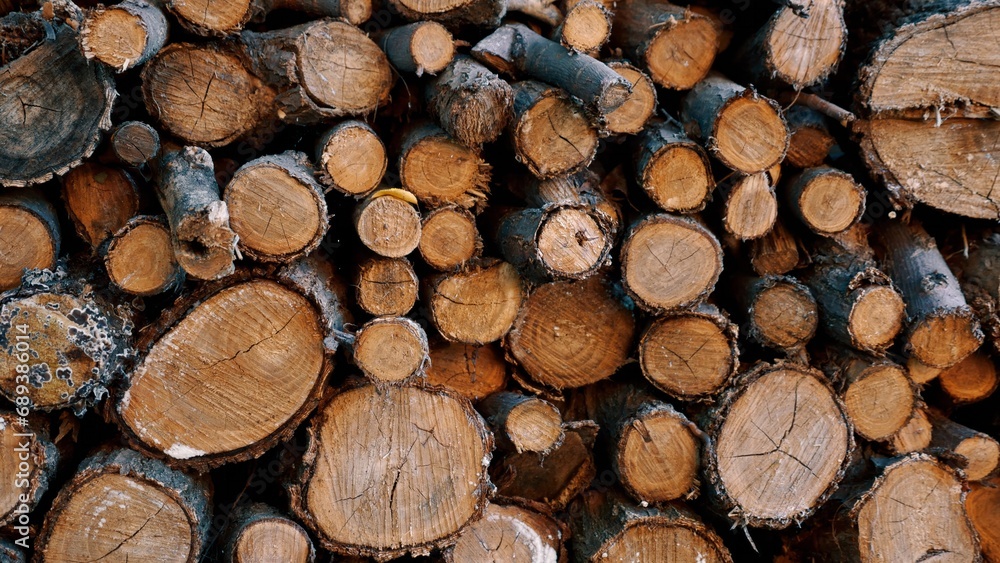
[620,213,724,314]
[100,215,186,296]
[703,361,856,529]
[0,188,61,268]
[226,150,329,263]
[285,379,495,561]
[314,120,386,197]
[420,205,484,271]
[217,502,317,563]
[80,0,169,71]
[425,258,526,345]
[111,263,346,470]
[633,120,714,214]
[351,316,430,388]
[744,274,818,351]
[0,412,58,528]
[33,447,212,563]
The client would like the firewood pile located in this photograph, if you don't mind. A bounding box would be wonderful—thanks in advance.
[1,0,999,560]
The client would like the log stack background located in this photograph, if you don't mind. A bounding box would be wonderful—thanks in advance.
[0,0,999,560]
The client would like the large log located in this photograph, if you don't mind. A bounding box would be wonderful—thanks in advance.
[0,189,59,291]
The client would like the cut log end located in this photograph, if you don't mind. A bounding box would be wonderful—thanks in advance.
[110,121,161,166]
[399,124,490,208]
[841,362,913,441]
[724,173,778,240]
[512,82,598,179]
[908,312,983,370]
[788,168,865,236]
[428,260,524,344]
[604,62,657,136]
[81,0,166,71]
[639,311,737,399]
[764,0,846,88]
[0,193,58,291]
[536,207,610,277]
[448,504,562,562]
[291,384,491,559]
[481,391,564,454]
[749,219,799,276]
[353,317,429,385]
[888,407,933,455]
[168,0,250,34]
[619,408,700,502]
[62,162,139,250]
[644,14,720,90]
[409,21,454,74]
[847,285,905,351]
[356,256,418,317]
[419,206,481,271]
[105,217,183,296]
[560,0,611,53]
[750,277,818,350]
[967,478,1000,562]
[506,275,634,390]
[425,341,507,401]
[638,129,713,214]
[233,518,313,563]
[317,121,387,197]
[938,352,998,404]
[354,194,422,258]
[621,214,722,313]
[714,95,788,174]
[712,365,851,528]
[118,279,329,467]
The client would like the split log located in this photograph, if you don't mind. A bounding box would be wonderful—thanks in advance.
[784,106,834,168]
[396,122,490,209]
[354,190,422,258]
[492,423,596,510]
[218,503,315,563]
[479,391,564,454]
[967,477,1000,562]
[733,0,847,89]
[473,24,630,114]
[681,72,789,174]
[0,189,59,291]
[849,455,979,561]
[620,214,723,313]
[706,363,853,529]
[877,220,983,368]
[142,42,275,147]
[603,61,657,136]
[748,218,800,276]
[352,317,429,386]
[0,18,115,187]
[103,216,185,296]
[35,448,211,562]
[938,352,998,405]
[109,121,161,167]
[0,412,57,529]
[786,167,865,236]
[61,162,141,251]
[419,205,482,271]
[0,271,133,413]
[508,80,599,179]
[425,55,514,147]
[80,0,168,71]
[168,0,371,36]
[556,0,612,53]
[826,353,915,442]
[426,259,524,344]
[505,274,635,390]
[387,0,505,29]
[115,262,346,468]
[569,490,733,562]
[224,151,328,262]
[610,0,721,90]
[355,256,418,317]
[156,146,238,281]
[379,22,454,76]
[853,0,1000,219]
[447,504,564,562]
[584,382,701,503]
[738,274,818,352]
[721,172,778,240]
[314,120,386,198]
[927,409,999,482]
[887,406,933,456]
[288,382,493,560]
[633,120,714,214]
[805,233,906,354]
[425,341,507,401]
[638,304,738,400]
[240,20,393,123]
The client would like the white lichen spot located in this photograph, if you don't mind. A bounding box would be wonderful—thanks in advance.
[164,443,207,460]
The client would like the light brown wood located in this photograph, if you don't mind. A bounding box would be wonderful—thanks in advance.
[426,260,525,344]
[104,216,184,296]
[887,406,933,455]
[784,106,834,168]
[0,411,55,530]
[633,120,714,214]
[906,356,942,385]
[786,167,865,236]
[110,121,161,167]
[447,504,563,563]
[221,504,315,563]
[744,275,818,351]
[620,214,723,313]
[835,356,914,442]
[603,61,657,136]
[557,0,612,53]
[927,410,999,482]
[723,172,778,240]
[966,477,1000,562]
[315,120,387,197]
[353,317,429,386]
[639,306,738,400]
[81,0,168,71]
[289,383,492,559]
[425,341,507,401]
[509,81,598,179]
[749,219,800,276]
[419,205,482,271]
[938,351,998,404]
[224,152,328,262]
[397,122,490,209]
[355,256,419,317]
[506,275,635,390]
[708,363,852,528]
[479,391,564,454]
[354,192,422,258]
[62,162,139,250]
[379,21,454,76]
[426,55,514,147]
[0,189,59,291]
